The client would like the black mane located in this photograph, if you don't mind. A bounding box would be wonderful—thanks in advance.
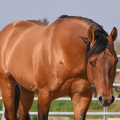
[85,30,108,64]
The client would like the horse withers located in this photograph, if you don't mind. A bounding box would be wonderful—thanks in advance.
[0,15,118,120]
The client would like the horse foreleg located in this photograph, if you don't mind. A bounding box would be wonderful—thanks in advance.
[0,74,16,120]
[71,87,92,120]
[37,89,51,120]
[17,86,34,120]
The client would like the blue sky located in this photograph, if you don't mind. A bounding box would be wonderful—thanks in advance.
[0,0,120,41]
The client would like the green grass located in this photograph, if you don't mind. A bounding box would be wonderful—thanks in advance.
[0,101,3,120]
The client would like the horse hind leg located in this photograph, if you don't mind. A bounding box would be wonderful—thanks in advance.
[0,74,16,120]
[17,86,34,120]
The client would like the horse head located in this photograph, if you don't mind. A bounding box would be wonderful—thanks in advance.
[86,27,118,107]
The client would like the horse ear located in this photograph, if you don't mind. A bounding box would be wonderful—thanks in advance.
[88,27,95,43]
[109,27,117,42]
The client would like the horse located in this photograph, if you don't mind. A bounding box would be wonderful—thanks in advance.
[0,15,118,120]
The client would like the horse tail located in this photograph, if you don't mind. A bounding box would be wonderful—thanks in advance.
[15,84,31,120]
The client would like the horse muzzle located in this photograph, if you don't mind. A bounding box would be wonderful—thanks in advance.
[98,95,115,107]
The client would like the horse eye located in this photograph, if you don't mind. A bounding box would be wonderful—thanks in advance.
[90,61,94,66]
[114,60,118,66]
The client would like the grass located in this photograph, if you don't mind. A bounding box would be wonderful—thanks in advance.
[0,101,3,120]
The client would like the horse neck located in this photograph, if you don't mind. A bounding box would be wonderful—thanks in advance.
[41,19,89,80]
[61,21,88,67]
[61,19,89,50]
[49,18,89,59]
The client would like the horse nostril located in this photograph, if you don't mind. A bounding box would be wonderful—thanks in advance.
[98,95,115,107]
[111,95,115,104]
[99,96,103,103]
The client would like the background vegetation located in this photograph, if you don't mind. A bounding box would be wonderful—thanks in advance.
[115,41,120,69]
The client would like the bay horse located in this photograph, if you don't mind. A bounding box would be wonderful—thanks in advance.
[0,15,118,120]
